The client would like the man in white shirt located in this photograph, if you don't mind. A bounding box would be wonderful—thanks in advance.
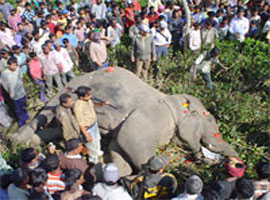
[190,48,227,90]
[30,30,46,55]
[39,44,63,96]
[229,8,250,42]
[92,163,133,200]
[107,18,123,47]
[53,42,75,85]
[189,22,201,52]
[153,20,172,59]
[0,21,16,50]
[91,0,107,20]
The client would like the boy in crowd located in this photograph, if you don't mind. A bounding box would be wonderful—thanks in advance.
[29,52,46,103]
[43,154,65,195]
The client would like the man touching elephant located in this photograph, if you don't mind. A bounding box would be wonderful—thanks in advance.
[73,86,109,164]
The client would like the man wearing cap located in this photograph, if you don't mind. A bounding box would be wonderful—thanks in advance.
[190,47,227,90]
[131,24,156,79]
[229,8,250,42]
[153,20,172,59]
[92,163,132,200]
[130,155,177,199]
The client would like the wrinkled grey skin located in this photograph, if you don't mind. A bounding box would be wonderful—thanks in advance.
[11,67,237,176]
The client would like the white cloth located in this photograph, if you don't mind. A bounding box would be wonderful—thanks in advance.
[53,48,73,73]
[153,28,172,46]
[229,16,250,38]
[189,29,201,51]
[92,183,132,200]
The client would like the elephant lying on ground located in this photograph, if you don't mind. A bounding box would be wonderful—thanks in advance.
[11,67,237,175]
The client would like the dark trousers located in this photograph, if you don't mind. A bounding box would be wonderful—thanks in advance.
[12,96,29,127]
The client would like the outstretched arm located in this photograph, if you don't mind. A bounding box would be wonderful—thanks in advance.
[217,59,228,70]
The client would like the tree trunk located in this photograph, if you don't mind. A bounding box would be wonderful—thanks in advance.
[182,0,191,54]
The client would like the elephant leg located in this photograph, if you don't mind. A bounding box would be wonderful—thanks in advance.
[36,127,63,143]
[107,139,133,177]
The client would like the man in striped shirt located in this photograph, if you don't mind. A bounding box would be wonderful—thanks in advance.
[43,154,65,195]
[22,3,35,23]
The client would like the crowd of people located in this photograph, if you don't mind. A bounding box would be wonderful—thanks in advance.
[0,0,269,199]
[0,137,269,199]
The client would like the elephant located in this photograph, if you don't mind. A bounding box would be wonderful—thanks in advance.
[10,67,238,176]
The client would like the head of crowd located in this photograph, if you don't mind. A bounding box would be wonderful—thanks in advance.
[0,0,269,199]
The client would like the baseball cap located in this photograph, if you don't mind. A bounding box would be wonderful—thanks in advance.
[103,163,119,183]
[147,155,170,171]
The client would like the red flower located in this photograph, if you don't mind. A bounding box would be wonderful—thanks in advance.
[184,110,188,114]
[106,66,114,73]
[212,133,220,138]
[184,159,192,164]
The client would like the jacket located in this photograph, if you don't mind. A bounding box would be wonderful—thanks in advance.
[55,105,80,141]
[131,34,156,61]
